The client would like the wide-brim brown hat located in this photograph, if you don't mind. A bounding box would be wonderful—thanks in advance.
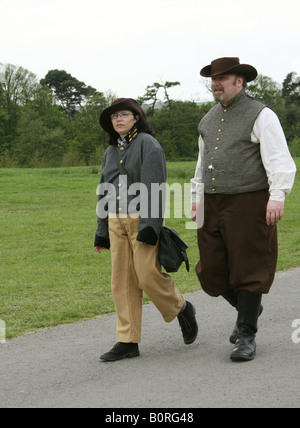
[99,98,146,134]
[200,57,258,82]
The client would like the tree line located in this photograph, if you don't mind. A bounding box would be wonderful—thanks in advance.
[0,63,299,168]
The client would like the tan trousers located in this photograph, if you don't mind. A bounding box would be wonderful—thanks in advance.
[108,214,185,343]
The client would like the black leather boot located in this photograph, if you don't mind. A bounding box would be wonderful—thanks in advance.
[222,290,240,344]
[230,291,262,362]
[222,290,263,344]
[222,290,239,308]
[229,304,263,344]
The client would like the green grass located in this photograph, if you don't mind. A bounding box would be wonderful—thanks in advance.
[0,160,299,339]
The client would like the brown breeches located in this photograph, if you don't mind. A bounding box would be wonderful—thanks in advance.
[195,190,278,297]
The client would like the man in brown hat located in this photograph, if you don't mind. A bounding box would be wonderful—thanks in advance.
[191,57,296,361]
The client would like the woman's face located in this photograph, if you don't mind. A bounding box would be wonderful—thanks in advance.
[111,110,138,138]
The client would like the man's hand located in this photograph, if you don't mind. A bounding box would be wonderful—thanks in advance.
[266,201,284,226]
[191,202,198,221]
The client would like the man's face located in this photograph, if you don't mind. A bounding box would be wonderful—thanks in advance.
[211,74,243,106]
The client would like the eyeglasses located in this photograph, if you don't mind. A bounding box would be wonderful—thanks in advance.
[110,112,134,120]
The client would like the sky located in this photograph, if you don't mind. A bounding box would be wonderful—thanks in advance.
[1,0,300,102]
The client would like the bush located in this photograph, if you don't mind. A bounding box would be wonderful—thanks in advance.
[61,147,85,167]
[0,150,19,167]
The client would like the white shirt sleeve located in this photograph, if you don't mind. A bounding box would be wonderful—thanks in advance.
[252,108,297,202]
[190,135,204,203]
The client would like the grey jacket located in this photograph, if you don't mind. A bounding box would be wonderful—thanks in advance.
[94,132,167,249]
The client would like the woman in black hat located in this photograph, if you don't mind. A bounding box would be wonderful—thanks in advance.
[94,98,198,362]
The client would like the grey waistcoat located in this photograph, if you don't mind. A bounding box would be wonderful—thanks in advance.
[199,90,268,194]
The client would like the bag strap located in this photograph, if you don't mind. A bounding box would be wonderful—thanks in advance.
[182,251,190,272]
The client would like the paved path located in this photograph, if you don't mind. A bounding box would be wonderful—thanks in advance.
[0,268,299,408]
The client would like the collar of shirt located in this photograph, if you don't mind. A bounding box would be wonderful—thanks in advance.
[118,137,128,148]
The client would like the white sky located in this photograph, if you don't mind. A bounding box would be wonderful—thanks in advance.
[1,0,300,102]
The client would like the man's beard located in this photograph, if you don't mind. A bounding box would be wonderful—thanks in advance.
[213,89,224,103]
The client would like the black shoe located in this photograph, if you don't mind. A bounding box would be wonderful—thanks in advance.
[100,342,140,362]
[177,301,198,345]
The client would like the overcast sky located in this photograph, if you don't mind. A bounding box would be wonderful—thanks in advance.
[1,0,300,102]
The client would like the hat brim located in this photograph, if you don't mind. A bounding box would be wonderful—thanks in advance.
[100,98,145,134]
[200,64,257,82]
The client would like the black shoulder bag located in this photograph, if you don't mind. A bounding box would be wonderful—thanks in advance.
[158,226,190,273]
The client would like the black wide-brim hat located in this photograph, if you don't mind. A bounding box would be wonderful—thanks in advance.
[200,57,258,82]
[99,98,146,134]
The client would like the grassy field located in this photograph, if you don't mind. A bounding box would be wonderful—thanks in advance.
[0,159,299,340]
